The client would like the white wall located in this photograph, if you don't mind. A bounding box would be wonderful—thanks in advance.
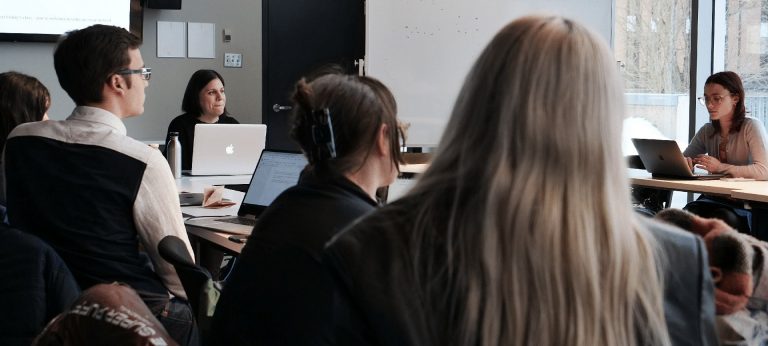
[0,0,262,141]
[367,0,614,146]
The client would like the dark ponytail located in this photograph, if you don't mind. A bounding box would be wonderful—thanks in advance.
[291,78,331,165]
[289,73,404,175]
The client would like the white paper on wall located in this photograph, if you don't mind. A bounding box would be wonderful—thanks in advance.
[188,22,215,59]
[157,21,186,58]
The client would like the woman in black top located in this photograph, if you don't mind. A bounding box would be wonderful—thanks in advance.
[165,69,239,170]
[0,71,50,218]
[210,73,404,345]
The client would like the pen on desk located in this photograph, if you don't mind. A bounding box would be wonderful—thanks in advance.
[228,235,247,244]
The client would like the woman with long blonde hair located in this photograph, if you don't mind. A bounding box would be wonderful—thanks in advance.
[324,15,716,345]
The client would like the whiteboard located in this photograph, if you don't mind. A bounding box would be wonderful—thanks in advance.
[366,0,614,147]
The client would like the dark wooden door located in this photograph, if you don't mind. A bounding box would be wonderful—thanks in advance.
[263,0,365,150]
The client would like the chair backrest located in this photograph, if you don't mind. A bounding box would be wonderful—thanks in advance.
[627,154,646,169]
[627,154,673,214]
[158,235,221,343]
[157,236,213,317]
[33,283,177,346]
[0,224,80,345]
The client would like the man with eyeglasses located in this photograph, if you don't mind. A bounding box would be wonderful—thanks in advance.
[1,25,198,345]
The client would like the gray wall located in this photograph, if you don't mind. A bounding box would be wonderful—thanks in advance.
[0,0,262,141]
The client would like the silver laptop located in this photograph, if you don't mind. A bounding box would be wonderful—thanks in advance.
[184,150,308,235]
[631,138,725,180]
[189,124,267,176]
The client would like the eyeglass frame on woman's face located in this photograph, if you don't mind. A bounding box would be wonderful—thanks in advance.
[697,93,733,106]
[116,67,152,81]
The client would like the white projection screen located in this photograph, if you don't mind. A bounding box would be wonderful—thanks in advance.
[0,0,142,42]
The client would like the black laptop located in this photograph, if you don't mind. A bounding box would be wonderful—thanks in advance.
[631,138,724,180]
[184,149,308,234]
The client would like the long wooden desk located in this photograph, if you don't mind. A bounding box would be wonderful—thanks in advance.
[182,168,768,256]
[728,184,768,203]
[185,226,245,254]
[629,169,768,203]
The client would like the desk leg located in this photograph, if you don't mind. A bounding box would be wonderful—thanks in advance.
[185,226,244,278]
[750,203,768,241]
[189,237,202,264]
[199,247,225,280]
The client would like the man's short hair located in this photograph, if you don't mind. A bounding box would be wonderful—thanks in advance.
[53,25,141,106]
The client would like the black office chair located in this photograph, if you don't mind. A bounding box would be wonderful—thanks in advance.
[627,154,646,171]
[684,200,752,235]
[627,155,673,215]
[158,235,220,341]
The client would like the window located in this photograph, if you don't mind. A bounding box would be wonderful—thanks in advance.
[615,0,693,154]
[717,1,768,126]
[615,0,704,208]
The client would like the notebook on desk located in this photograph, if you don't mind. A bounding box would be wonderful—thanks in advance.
[386,173,418,203]
[189,124,267,176]
[631,138,725,180]
[184,150,308,235]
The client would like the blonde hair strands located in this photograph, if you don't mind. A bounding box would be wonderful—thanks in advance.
[406,16,669,345]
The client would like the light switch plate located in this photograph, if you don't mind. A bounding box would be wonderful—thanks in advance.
[224,53,242,68]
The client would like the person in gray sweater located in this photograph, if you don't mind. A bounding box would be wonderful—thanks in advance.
[683,71,768,238]
[684,71,768,179]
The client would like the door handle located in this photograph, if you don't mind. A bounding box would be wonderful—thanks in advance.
[354,58,366,76]
[272,104,293,113]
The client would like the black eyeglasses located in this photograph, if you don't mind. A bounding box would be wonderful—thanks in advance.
[117,67,152,81]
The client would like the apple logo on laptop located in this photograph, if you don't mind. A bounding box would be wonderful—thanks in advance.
[226,144,235,155]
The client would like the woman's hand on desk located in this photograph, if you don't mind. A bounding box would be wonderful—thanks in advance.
[693,154,723,173]
[685,156,694,172]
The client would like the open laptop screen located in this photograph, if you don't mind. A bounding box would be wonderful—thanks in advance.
[238,150,308,216]
[190,124,267,175]
[631,138,724,179]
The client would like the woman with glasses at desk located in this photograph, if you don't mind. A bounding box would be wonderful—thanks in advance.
[683,71,768,236]
[210,72,404,344]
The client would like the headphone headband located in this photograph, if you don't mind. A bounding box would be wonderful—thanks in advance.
[309,108,337,160]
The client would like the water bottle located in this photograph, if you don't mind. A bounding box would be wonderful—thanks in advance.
[167,132,182,179]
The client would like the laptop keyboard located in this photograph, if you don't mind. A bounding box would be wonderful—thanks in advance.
[216,217,257,226]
